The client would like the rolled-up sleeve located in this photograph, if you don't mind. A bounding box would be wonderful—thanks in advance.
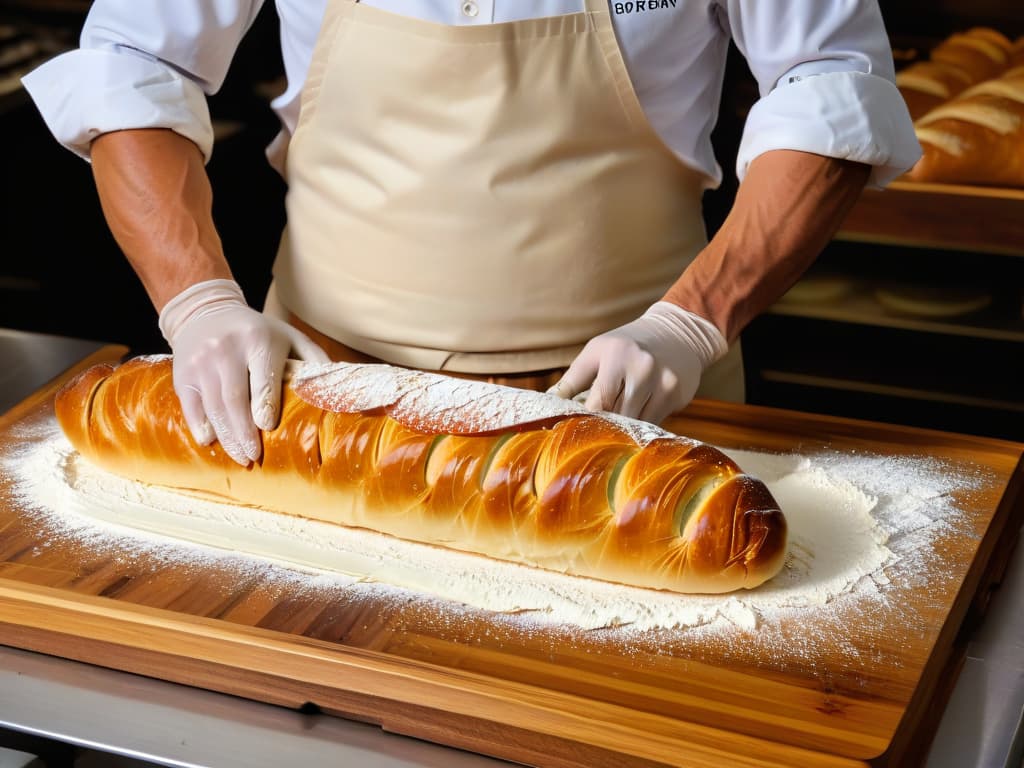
[21,0,264,162]
[724,0,921,188]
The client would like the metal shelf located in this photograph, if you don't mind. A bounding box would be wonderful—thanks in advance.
[768,290,1024,343]
[759,369,1024,414]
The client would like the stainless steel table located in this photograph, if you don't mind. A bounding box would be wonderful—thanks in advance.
[0,644,506,768]
[0,328,106,415]
[0,327,1021,768]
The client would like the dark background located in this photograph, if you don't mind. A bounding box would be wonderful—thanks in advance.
[1,0,1022,439]
[1,0,289,356]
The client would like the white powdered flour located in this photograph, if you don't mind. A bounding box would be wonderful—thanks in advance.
[5,417,986,635]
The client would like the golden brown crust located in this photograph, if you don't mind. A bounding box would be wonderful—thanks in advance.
[896,61,974,120]
[907,69,1024,187]
[53,363,110,458]
[55,357,787,594]
[897,28,1017,121]
[898,89,943,124]
[964,27,1014,55]
[931,30,1010,82]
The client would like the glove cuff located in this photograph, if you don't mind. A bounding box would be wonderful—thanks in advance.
[643,301,729,370]
[158,278,247,345]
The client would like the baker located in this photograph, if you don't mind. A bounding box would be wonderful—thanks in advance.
[24,0,920,466]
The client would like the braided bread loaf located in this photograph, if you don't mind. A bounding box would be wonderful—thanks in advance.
[906,66,1024,187]
[54,356,787,594]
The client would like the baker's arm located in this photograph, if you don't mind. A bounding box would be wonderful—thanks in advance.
[90,129,327,467]
[664,149,870,343]
[553,1,920,422]
[91,129,229,309]
[554,150,869,422]
[24,2,328,465]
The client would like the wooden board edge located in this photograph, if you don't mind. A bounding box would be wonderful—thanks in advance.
[872,454,1024,766]
[674,398,1024,459]
[0,581,874,768]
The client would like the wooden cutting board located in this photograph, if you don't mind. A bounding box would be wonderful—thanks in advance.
[0,347,1021,768]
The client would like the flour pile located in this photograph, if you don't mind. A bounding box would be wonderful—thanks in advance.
[6,420,982,633]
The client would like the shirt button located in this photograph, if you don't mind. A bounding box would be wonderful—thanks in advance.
[461,1,479,17]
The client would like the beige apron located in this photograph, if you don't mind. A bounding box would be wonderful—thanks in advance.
[270,0,744,400]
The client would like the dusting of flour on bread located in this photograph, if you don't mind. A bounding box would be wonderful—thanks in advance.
[291,361,688,445]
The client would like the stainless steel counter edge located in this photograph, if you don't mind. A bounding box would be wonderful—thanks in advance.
[0,645,509,768]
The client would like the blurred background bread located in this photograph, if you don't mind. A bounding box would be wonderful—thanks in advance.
[907,66,1024,186]
[930,27,1012,80]
[897,26,1015,120]
[897,61,976,120]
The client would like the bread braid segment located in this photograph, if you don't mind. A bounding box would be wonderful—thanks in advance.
[54,357,787,593]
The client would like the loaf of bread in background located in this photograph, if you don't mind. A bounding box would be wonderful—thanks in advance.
[930,27,1012,81]
[907,66,1024,187]
[54,357,788,594]
[897,27,1014,120]
[897,61,975,120]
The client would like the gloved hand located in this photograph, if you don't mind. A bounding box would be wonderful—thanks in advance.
[550,301,728,425]
[159,279,330,466]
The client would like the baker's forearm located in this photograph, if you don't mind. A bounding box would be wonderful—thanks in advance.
[664,149,870,342]
[91,128,233,311]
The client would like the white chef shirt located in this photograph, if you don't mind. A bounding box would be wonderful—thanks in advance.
[22,0,920,188]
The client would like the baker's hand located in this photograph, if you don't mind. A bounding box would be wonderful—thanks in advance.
[550,302,728,425]
[159,279,330,465]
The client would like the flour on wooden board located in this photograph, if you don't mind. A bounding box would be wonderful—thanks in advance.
[5,419,983,634]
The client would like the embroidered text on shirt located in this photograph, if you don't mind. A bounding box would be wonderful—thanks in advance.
[613,0,678,13]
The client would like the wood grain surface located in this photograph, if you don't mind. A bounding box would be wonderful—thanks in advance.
[838,180,1024,257]
[0,346,1021,768]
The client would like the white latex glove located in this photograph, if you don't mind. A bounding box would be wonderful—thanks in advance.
[550,301,728,424]
[159,279,330,466]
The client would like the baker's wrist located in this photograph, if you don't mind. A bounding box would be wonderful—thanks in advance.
[158,278,248,345]
[643,301,728,370]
